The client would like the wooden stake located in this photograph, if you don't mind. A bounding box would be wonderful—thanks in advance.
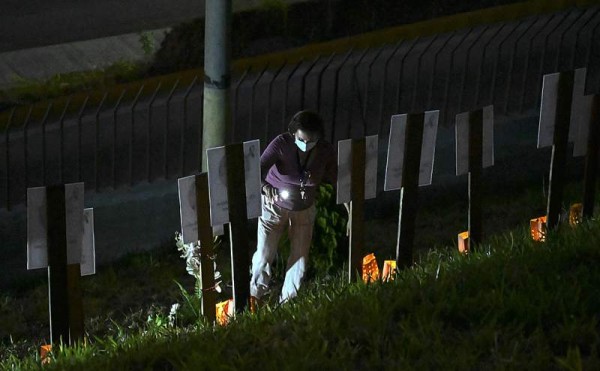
[349,138,366,282]
[468,109,483,249]
[396,113,424,268]
[195,173,217,323]
[547,71,574,229]
[46,185,70,345]
[225,143,250,313]
[583,95,599,219]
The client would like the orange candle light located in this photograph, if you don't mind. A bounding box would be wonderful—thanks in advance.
[458,231,469,254]
[362,253,380,283]
[530,216,547,242]
[381,260,397,282]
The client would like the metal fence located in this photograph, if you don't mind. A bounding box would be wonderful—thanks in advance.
[0,6,599,210]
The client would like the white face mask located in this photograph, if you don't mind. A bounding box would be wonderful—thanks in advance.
[295,137,316,152]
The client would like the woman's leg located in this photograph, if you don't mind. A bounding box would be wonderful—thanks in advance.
[250,199,288,299]
[280,205,317,303]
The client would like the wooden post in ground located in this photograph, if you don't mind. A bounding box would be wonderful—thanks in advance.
[396,113,424,268]
[582,95,599,219]
[46,185,71,345]
[349,138,366,281]
[225,143,250,313]
[546,71,574,229]
[195,173,217,323]
[468,109,484,248]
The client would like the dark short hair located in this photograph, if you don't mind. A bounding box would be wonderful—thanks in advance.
[288,110,324,138]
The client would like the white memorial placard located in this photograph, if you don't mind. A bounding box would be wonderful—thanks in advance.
[482,105,495,168]
[27,183,86,270]
[178,175,198,244]
[570,68,593,157]
[364,135,378,200]
[419,110,439,186]
[80,208,96,276]
[538,72,560,149]
[455,111,470,176]
[384,114,408,191]
[455,106,495,176]
[27,187,48,270]
[206,140,262,226]
[336,139,352,204]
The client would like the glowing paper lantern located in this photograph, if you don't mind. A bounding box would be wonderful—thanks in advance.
[362,253,380,283]
[40,344,52,365]
[530,216,547,242]
[216,299,233,326]
[457,231,469,254]
[381,260,397,282]
[569,203,583,227]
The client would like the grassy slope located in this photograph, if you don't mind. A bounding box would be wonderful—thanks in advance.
[7,218,600,370]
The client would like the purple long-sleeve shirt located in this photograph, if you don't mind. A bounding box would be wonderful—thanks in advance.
[261,133,337,211]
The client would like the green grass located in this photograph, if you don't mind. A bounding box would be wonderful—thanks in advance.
[3,215,600,370]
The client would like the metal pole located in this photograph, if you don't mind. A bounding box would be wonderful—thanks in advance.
[77,96,89,183]
[165,80,180,179]
[40,104,53,185]
[203,0,232,172]
[58,99,71,184]
[181,77,198,176]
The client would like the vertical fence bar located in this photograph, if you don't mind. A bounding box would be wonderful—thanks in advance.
[164,80,180,180]
[458,27,489,112]
[573,9,600,69]
[58,99,71,184]
[442,30,472,123]
[378,42,404,134]
[181,77,198,177]
[299,56,321,109]
[264,62,287,144]
[394,37,420,113]
[502,21,536,114]
[112,90,126,189]
[77,97,89,183]
[555,11,585,72]
[489,21,521,105]
[94,93,108,191]
[147,83,162,182]
[232,68,251,142]
[547,71,574,229]
[348,49,370,138]
[41,104,53,185]
[330,50,354,143]
[316,54,336,114]
[411,35,438,112]
[129,85,145,185]
[248,65,269,140]
[23,105,33,189]
[4,108,15,210]
[363,47,385,135]
[582,96,599,218]
[282,60,304,130]
[427,32,455,108]
[475,25,506,107]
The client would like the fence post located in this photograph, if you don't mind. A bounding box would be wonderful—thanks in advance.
[248,65,270,140]
[147,83,162,182]
[264,62,287,144]
[411,35,438,112]
[4,108,15,210]
[316,54,336,114]
[130,86,145,185]
[77,96,89,183]
[394,37,420,114]
[363,47,385,135]
[165,80,180,180]
[94,93,108,191]
[299,56,321,109]
[330,50,354,143]
[347,49,370,138]
[232,67,251,142]
[59,99,71,184]
[378,42,404,135]
[181,77,198,177]
[282,61,304,131]
[112,90,126,189]
[582,95,599,218]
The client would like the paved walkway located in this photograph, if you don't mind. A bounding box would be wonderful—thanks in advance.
[0,0,309,89]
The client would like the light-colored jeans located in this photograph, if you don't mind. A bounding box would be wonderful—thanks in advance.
[250,198,317,303]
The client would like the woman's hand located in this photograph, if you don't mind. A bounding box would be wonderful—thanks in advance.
[262,184,279,204]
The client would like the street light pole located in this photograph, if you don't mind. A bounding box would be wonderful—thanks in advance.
[202,0,232,171]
